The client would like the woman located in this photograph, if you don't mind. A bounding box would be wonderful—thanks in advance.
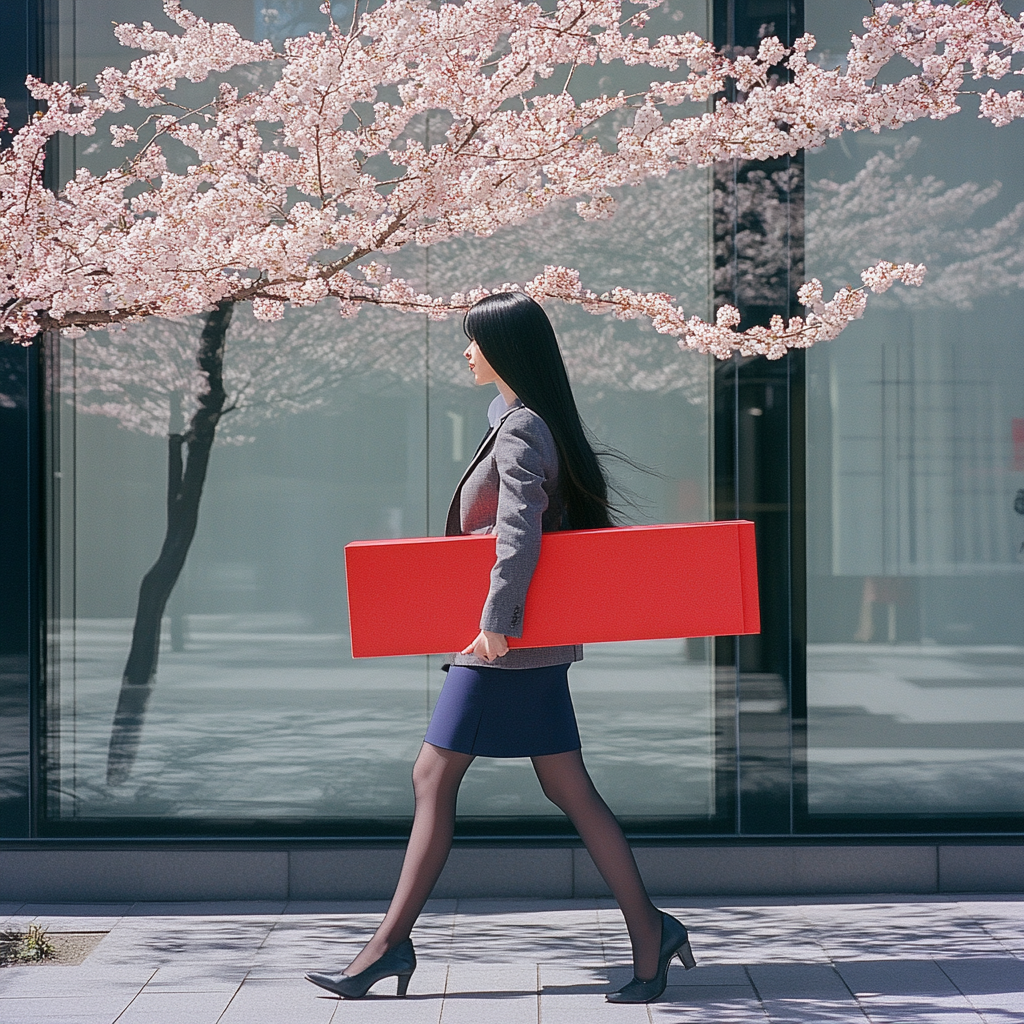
[305,292,695,1004]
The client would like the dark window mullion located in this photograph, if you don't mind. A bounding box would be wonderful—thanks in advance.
[713,0,805,836]
[0,0,54,840]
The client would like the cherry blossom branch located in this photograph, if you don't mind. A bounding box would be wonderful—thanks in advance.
[243,258,926,363]
[524,262,928,360]
[0,0,1017,344]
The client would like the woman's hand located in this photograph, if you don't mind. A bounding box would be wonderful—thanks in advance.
[461,630,509,662]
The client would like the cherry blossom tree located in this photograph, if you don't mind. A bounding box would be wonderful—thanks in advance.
[15,0,1024,362]
[8,0,1024,778]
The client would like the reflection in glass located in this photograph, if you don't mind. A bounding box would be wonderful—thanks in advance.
[46,0,716,827]
[804,0,1024,817]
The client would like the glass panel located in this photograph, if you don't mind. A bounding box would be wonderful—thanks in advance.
[45,0,716,828]
[805,1,1024,818]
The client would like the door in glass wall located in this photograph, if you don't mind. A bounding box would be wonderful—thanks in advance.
[804,1,1024,821]
[45,0,720,831]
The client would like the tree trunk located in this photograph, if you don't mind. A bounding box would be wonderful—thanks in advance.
[106,302,234,785]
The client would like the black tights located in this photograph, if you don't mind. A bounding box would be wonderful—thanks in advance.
[345,743,663,979]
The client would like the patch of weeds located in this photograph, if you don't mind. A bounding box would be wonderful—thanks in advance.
[0,925,56,965]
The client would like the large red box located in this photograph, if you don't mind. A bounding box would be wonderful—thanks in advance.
[344,521,759,658]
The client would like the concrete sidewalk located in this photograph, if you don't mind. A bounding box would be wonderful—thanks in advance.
[1,895,1022,1023]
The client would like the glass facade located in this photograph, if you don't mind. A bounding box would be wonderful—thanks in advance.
[39,0,719,833]
[804,0,1024,824]
[1,0,1021,841]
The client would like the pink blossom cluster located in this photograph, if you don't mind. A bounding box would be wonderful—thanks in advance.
[1,0,1017,351]
[507,260,923,361]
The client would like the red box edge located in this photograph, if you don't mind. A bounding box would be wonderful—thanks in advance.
[344,520,761,656]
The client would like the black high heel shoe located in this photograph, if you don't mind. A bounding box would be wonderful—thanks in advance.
[305,938,416,999]
[606,911,695,1004]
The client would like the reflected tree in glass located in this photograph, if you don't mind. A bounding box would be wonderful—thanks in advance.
[74,300,412,782]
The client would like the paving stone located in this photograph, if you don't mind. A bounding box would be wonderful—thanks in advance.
[539,964,649,1023]
[113,990,237,1023]
[449,907,601,964]
[540,991,647,1024]
[143,965,250,992]
[454,899,593,915]
[835,959,985,1023]
[747,963,851,998]
[964,992,1024,1023]
[747,962,867,1021]
[16,904,131,933]
[256,907,456,967]
[935,957,1024,1021]
[836,958,971,997]
[123,902,287,917]
[440,964,537,1023]
[0,994,138,1023]
[651,984,767,1022]
[0,895,1019,1024]
[230,972,447,1023]
[0,915,37,933]
[218,977,341,1024]
[88,917,275,968]
[598,906,769,968]
[849,994,985,1023]
[0,965,153,999]
[962,905,1024,956]
[760,997,871,1023]
[249,936,445,980]
[593,908,634,965]
[802,903,1004,962]
[23,920,118,936]
[0,966,32,997]
[320,979,448,1023]
[270,908,455,943]
[650,906,831,965]
[442,963,537,995]
[936,956,1024,995]
[281,900,396,915]
[244,964,317,980]
[328,994,446,1024]
[660,962,751,987]
[250,936,363,972]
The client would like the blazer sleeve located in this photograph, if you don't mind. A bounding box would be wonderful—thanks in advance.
[478,413,553,638]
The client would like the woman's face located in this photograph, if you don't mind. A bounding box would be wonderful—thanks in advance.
[464,338,500,386]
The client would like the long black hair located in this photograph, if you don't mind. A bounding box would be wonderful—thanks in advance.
[464,292,613,530]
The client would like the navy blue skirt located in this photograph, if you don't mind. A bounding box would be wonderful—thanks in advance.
[424,663,581,758]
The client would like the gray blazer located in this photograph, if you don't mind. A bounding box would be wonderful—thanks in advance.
[445,400,583,670]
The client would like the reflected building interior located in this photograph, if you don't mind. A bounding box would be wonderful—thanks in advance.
[803,0,1024,822]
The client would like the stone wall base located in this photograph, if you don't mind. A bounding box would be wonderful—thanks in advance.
[2,842,1022,902]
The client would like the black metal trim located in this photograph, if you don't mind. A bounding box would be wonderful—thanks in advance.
[32,816,741,841]
[5,830,1022,851]
[0,343,34,839]
[713,0,805,837]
